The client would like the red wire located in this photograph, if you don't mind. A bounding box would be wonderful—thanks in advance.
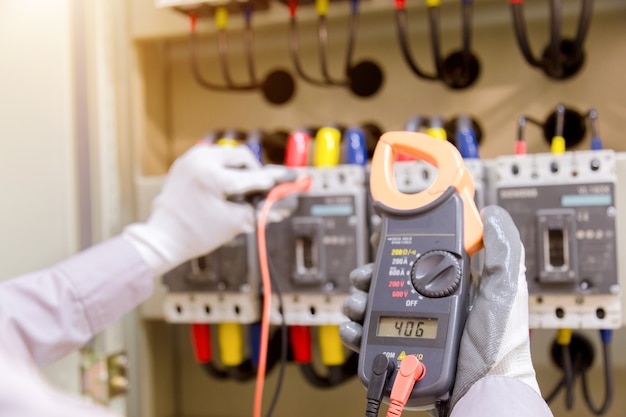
[189,14,197,33]
[290,325,313,363]
[191,323,212,363]
[254,176,312,417]
[288,0,298,17]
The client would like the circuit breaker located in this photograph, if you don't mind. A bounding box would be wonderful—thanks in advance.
[266,165,367,325]
[495,150,622,329]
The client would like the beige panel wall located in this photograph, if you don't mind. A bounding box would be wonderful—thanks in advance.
[0,0,83,396]
[0,1,78,278]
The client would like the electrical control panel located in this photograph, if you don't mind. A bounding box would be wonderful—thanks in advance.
[161,233,261,323]
[266,165,367,325]
[494,150,622,329]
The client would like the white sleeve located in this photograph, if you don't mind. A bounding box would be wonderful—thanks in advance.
[0,236,153,367]
[450,375,554,417]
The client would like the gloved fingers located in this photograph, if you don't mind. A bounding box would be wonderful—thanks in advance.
[203,143,264,170]
[478,205,524,303]
[370,230,381,252]
[451,205,531,408]
[349,263,375,292]
[342,291,368,322]
[217,168,282,197]
[264,165,298,183]
[339,321,363,353]
[178,143,261,177]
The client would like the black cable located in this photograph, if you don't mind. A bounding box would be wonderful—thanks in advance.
[461,1,472,82]
[189,27,256,92]
[300,352,358,388]
[227,360,256,382]
[511,0,594,77]
[317,15,346,86]
[544,376,566,404]
[300,362,334,388]
[427,6,444,78]
[243,7,258,86]
[510,2,543,68]
[364,354,394,417]
[202,362,229,380]
[344,1,359,77]
[561,343,575,410]
[395,9,438,80]
[523,115,544,128]
[548,0,563,77]
[264,255,289,417]
[572,0,594,61]
[216,29,237,88]
[288,17,329,87]
[214,9,260,91]
[581,340,613,415]
[435,400,450,417]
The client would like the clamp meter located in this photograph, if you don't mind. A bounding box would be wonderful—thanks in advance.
[359,131,483,407]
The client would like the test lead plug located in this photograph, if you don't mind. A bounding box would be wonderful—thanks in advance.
[386,355,426,417]
[365,354,395,417]
[515,116,527,156]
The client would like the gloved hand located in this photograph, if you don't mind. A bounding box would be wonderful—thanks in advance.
[340,205,540,412]
[123,144,287,276]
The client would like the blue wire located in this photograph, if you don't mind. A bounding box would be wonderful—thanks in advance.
[344,127,367,166]
[456,116,479,159]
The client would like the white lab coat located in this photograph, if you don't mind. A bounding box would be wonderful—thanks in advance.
[0,236,151,416]
[0,235,552,417]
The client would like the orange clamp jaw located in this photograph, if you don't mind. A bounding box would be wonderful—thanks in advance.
[370,131,483,255]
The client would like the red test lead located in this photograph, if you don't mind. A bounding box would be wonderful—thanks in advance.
[386,355,426,417]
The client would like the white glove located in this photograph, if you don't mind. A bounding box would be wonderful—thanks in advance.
[123,144,287,276]
[449,205,540,408]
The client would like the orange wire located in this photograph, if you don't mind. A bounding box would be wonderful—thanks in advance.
[254,176,312,417]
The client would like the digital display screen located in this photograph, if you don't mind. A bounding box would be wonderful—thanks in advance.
[377,317,438,339]
[310,204,353,216]
[561,194,612,207]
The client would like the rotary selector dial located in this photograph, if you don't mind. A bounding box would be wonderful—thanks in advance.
[411,250,461,298]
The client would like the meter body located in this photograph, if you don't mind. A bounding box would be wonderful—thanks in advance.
[358,131,483,408]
